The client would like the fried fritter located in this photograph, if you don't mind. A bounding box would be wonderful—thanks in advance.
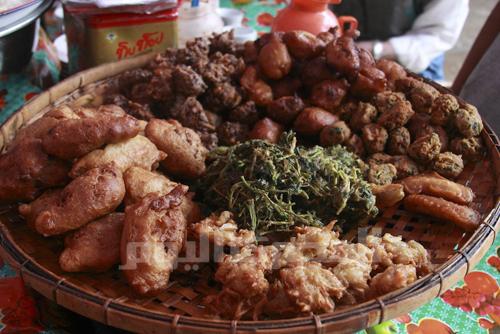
[408,133,441,163]
[453,104,483,138]
[42,114,141,160]
[349,102,378,131]
[367,163,397,186]
[430,94,459,126]
[70,135,166,177]
[366,234,431,276]
[0,139,70,202]
[399,172,474,205]
[371,184,405,209]
[361,124,388,154]
[369,264,417,297]
[390,155,420,179]
[320,121,352,146]
[121,186,188,296]
[145,119,207,179]
[450,136,484,161]
[374,91,414,131]
[387,127,411,155]
[123,167,201,224]
[59,213,124,273]
[19,165,125,236]
[404,194,481,231]
[191,211,256,248]
[431,152,464,179]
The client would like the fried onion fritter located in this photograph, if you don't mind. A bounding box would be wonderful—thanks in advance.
[70,135,166,177]
[121,186,188,296]
[369,264,417,297]
[59,213,124,273]
[19,165,125,236]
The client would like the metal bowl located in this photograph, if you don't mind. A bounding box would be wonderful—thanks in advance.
[0,0,53,73]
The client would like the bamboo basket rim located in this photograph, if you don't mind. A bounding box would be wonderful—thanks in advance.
[0,53,499,333]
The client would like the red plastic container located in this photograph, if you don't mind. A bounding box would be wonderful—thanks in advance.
[272,0,357,35]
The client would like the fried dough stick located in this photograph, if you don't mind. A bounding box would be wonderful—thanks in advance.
[404,194,481,231]
[19,165,125,236]
[121,185,188,296]
[59,213,124,272]
[399,172,474,205]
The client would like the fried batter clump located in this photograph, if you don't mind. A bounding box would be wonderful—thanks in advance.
[431,152,464,179]
[408,133,441,163]
[369,264,417,297]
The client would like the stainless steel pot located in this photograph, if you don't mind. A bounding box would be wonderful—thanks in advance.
[0,0,53,73]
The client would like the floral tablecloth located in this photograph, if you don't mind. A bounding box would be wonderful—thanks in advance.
[0,1,499,333]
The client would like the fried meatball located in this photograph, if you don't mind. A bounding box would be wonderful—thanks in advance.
[283,31,321,60]
[367,153,392,165]
[146,119,207,179]
[267,96,305,124]
[408,81,440,114]
[320,121,352,146]
[431,152,464,179]
[172,65,207,97]
[205,82,242,112]
[202,52,245,85]
[430,94,459,126]
[350,66,387,99]
[168,96,214,133]
[453,104,483,138]
[293,107,338,136]
[450,137,484,161]
[310,79,349,112]
[300,57,336,87]
[218,121,249,146]
[407,112,431,140]
[376,59,407,90]
[249,117,284,144]
[408,133,441,163]
[258,37,292,80]
[367,163,397,185]
[374,92,414,130]
[326,36,360,78]
[390,155,419,179]
[387,127,411,155]
[271,77,302,98]
[361,124,388,154]
[227,101,259,125]
[349,102,378,131]
[345,134,365,157]
[336,101,357,121]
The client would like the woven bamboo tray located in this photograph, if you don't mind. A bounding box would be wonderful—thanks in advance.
[0,53,499,334]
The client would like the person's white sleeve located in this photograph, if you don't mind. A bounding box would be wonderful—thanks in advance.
[388,0,469,73]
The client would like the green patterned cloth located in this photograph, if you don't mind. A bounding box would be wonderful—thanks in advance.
[0,1,499,333]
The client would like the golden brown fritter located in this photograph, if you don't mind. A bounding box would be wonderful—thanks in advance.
[320,121,352,146]
[365,234,431,276]
[404,194,481,232]
[369,264,417,297]
[209,244,278,319]
[376,59,407,90]
[387,127,411,155]
[371,183,405,209]
[390,155,420,179]
[367,163,397,185]
[431,152,464,179]
[453,104,483,138]
[361,124,388,154]
[408,133,441,163]
[146,119,207,179]
[349,102,378,131]
[279,262,344,313]
[123,167,201,224]
[344,134,366,157]
[70,135,166,177]
[402,78,440,114]
[41,114,141,160]
[59,213,124,273]
[374,91,414,131]
[191,211,256,248]
[350,65,387,99]
[430,94,459,126]
[121,186,188,296]
[310,79,349,112]
[0,139,70,202]
[450,137,484,161]
[399,172,474,205]
[19,165,125,236]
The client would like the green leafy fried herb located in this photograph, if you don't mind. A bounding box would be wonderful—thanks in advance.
[197,132,378,235]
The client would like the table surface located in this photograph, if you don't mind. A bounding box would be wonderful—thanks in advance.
[1,1,499,333]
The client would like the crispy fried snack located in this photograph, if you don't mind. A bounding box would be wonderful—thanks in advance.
[42,114,141,160]
[371,183,405,209]
[404,194,481,231]
[145,119,207,179]
[123,167,201,224]
[0,139,70,202]
[19,165,125,236]
[399,172,474,205]
[191,211,256,248]
[366,233,431,276]
[369,264,417,297]
[70,135,166,177]
[59,213,124,272]
[121,186,188,296]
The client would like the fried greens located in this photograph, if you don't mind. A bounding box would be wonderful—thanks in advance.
[198,132,377,235]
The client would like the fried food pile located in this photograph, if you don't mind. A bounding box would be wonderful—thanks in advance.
[0,29,488,320]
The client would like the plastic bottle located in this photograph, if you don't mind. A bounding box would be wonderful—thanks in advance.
[272,0,357,35]
[178,0,224,47]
